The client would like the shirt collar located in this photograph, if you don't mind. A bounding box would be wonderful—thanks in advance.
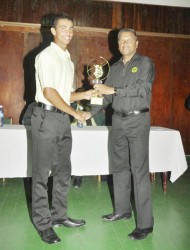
[50,42,71,58]
[119,53,139,65]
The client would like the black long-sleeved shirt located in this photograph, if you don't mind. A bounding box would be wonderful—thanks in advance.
[90,53,155,116]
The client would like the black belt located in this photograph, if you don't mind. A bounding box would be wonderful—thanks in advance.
[115,108,149,118]
[36,102,65,114]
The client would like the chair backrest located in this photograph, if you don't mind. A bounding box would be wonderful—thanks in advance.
[3,117,13,124]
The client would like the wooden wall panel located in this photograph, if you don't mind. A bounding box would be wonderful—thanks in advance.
[0,0,113,28]
[172,39,190,152]
[0,30,25,124]
[137,36,173,127]
[71,36,113,88]
[112,3,122,28]
[123,3,135,28]
[123,5,190,34]
[0,0,189,34]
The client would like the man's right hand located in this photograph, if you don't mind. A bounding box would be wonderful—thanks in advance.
[74,110,86,123]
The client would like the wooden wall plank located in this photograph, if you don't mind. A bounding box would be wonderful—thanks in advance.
[112,3,122,28]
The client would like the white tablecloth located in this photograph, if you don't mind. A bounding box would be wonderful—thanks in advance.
[0,125,188,182]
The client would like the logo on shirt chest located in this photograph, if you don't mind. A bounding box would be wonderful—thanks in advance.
[131,67,138,73]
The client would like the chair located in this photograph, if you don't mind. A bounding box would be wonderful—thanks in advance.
[150,172,168,193]
[3,117,13,125]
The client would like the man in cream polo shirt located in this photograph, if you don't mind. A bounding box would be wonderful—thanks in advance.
[31,13,93,244]
[35,42,74,107]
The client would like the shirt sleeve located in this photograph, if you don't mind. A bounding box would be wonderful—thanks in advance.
[35,52,55,89]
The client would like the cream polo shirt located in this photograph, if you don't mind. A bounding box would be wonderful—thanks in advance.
[35,42,74,106]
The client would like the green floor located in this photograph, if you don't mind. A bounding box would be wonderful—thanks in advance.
[0,157,189,250]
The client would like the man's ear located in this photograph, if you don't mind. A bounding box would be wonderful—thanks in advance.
[51,27,56,36]
[136,40,139,49]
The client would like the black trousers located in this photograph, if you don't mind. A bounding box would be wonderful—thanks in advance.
[111,112,154,229]
[31,106,72,231]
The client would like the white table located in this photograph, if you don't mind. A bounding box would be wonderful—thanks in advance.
[0,125,188,185]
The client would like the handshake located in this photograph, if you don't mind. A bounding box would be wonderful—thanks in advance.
[75,109,92,124]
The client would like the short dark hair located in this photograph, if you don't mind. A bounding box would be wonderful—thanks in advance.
[51,13,73,27]
[118,28,137,40]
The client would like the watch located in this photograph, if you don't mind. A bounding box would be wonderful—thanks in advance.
[114,87,117,96]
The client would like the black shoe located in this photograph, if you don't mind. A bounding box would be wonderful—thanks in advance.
[73,177,82,188]
[102,212,132,222]
[39,227,61,244]
[52,218,86,228]
[128,227,153,240]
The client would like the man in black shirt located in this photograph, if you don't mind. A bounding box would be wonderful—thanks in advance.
[88,28,155,240]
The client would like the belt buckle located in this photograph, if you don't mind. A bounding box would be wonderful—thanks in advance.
[133,110,139,115]
[127,111,134,116]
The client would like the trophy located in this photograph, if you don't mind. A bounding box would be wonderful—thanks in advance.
[87,56,110,105]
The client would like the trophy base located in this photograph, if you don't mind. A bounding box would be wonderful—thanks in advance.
[90,97,103,105]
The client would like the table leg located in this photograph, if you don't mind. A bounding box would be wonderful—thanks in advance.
[162,172,168,193]
[150,173,156,183]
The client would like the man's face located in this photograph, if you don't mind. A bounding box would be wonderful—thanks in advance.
[51,18,74,49]
[118,31,138,57]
